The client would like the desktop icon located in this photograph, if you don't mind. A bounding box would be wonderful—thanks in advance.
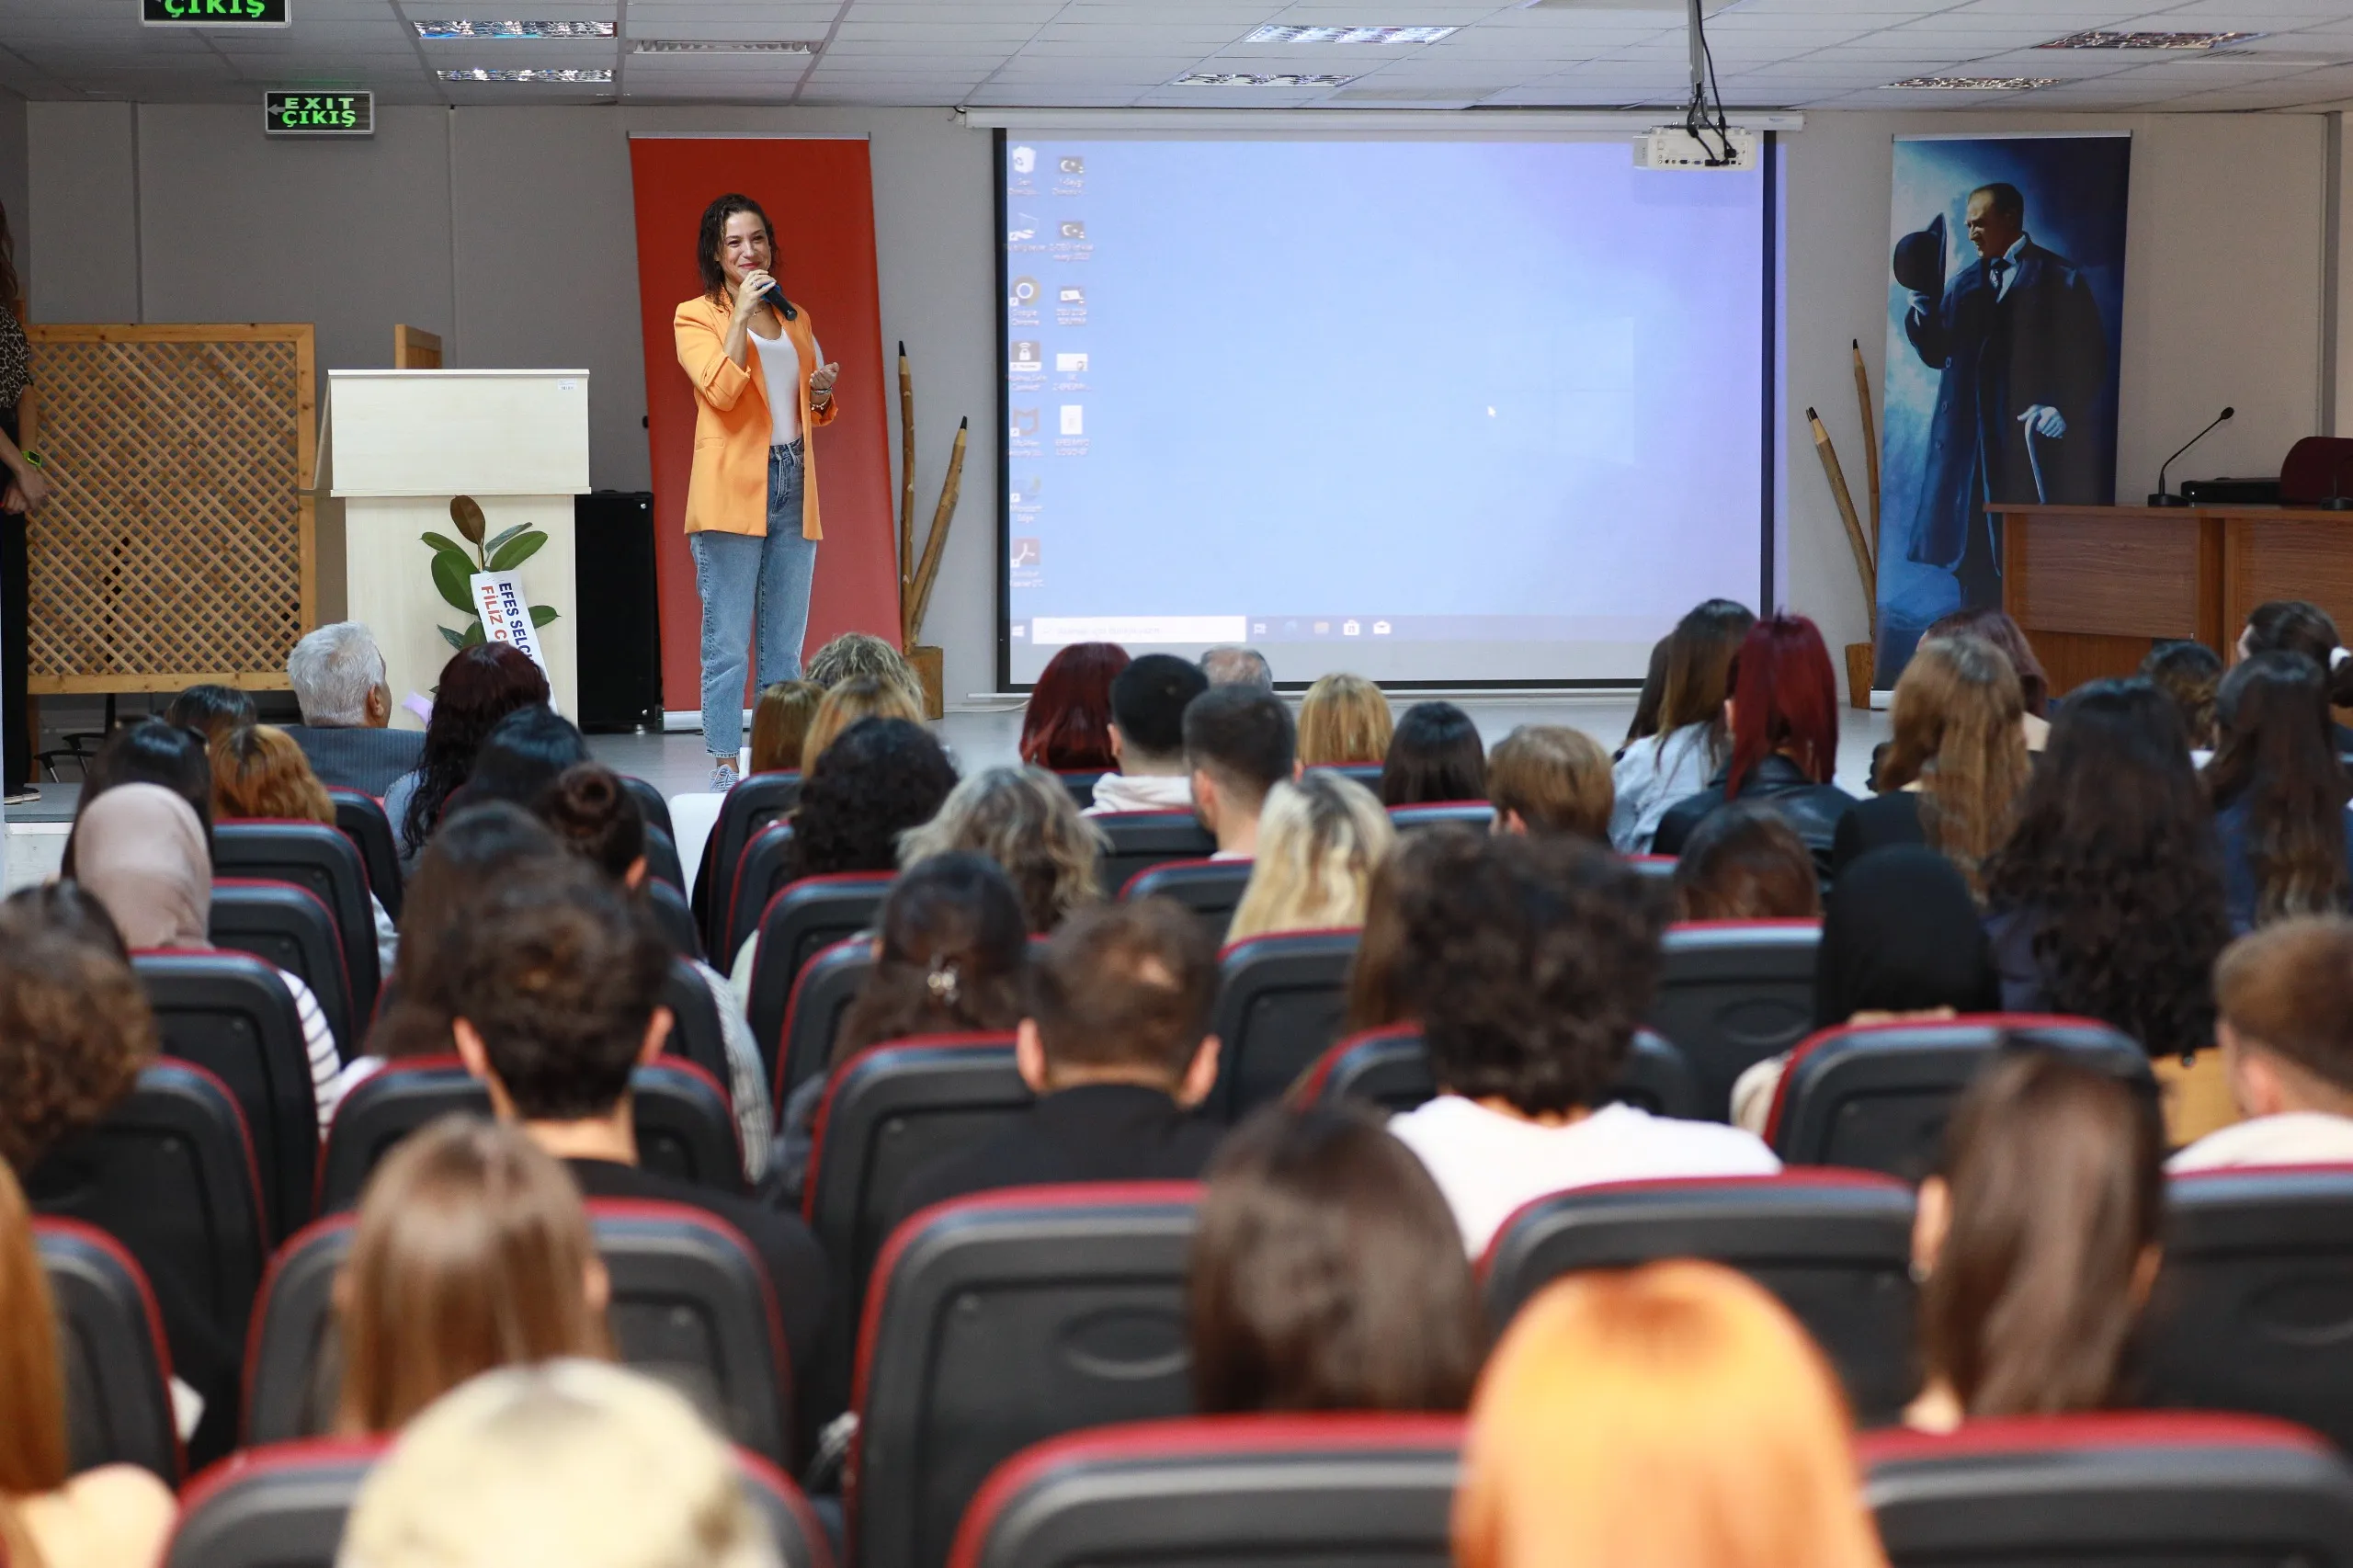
[1058,285,1086,304]
[1059,155,1085,176]
[1313,620,1330,634]
[1009,276,1039,308]
[1011,537,1041,567]
[1054,351,1088,373]
[1011,408,1040,437]
[1372,619,1392,635]
[1011,340,1041,369]
[1010,146,1037,175]
[1059,404,1084,436]
[1007,219,1037,243]
[1059,220,1086,240]
[1342,619,1360,636]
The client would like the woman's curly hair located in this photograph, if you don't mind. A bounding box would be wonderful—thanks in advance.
[0,895,157,1170]
[1984,677,2230,1058]
[401,643,550,855]
[898,766,1105,934]
[787,717,959,880]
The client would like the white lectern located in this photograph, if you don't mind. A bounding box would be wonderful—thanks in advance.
[319,369,590,724]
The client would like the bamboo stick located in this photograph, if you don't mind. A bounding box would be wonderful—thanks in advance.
[1852,338,1881,563]
[1809,406,1877,641]
[897,341,916,648]
[906,416,967,645]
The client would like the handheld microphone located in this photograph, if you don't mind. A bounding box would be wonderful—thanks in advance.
[2149,406,2233,506]
[765,285,797,322]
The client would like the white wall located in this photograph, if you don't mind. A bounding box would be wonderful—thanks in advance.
[21,101,2336,702]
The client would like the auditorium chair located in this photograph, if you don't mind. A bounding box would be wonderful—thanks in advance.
[647,867,703,960]
[27,1062,268,1350]
[1293,1024,1699,1120]
[1203,929,1359,1121]
[2142,1165,2353,1452]
[38,1217,180,1481]
[1055,769,1107,811]
[768,936,874,1104]
[1646,919,1823,1120]
[1624,852,1678,880]
[948,1413,1463,1568]
[1766,1015,2151,1179]
[707,771,803,952]
[722,822,796,960]
[853,1184,1200,1568]
[1482,1170,1916,1424]
[325,789,401,921]
[133,949,319,1240]
[209,879,356,1061]
[1385,801,1495,832]
[644,822,689,894]
[246,1199,796,1465]
[1094,812,1216,895]
[742,872,896,1055]
[1120,857,1253,943]
[1862,1412,2353,1567]
[620,772,677,843]
[313,1057,745,1214]
[2279,436,2353,508]
[213,820,381,1027]
[1306,763,1384,788]
[661,954,733,1086]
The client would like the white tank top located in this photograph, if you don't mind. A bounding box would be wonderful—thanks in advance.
[749,323,804,447]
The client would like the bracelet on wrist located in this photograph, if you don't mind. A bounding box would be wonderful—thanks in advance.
[19,450,41,470]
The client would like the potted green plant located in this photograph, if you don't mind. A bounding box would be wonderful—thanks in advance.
[421,495,560,651]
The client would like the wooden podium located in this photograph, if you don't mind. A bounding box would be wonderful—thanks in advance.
[318,369,589,722]
[1997,502,2353,692]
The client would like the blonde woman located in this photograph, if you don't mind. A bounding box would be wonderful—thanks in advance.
[1226,772,1395,942]
[900,766,1105,934]
[798,672,922,772]
[1297,674,1392,768]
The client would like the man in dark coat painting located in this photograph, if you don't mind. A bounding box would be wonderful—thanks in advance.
[1902,181,2109,608]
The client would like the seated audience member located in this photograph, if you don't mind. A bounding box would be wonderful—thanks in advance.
[889,898,1224,1226]
[2143,640,2224,752]
[164,682,256,742]
[1653,614,1856,876]
[1907,1051,2163,1432]
[1611,599,1754,851]
[1200,644,1274,690]
[2172,916,2353,1169]
[1089,653,1209,814]
[1385,835,1779,1254]
[0,1158,177,1568]
[74,783,343,1128]
[747,679,824,776]
[1189,1104,1481,1414]
[535,765,771,1176]
[1984,678,2229,1070]
[337,1359,775,1568]
[69,717,214,864]
[449,706,590,815]
[2239,599,2353,751]
[337,1117,612,1434]
[1187,683,1300,859]
[798,673,924,774]
[1923,605,2052,750]
[807,630,925,708]
[1379,700,1486,807]
[1019,641,1130,772]
[1226,771,1394,942]
[2203,651,2353,934]
[1458,1261,1887,1568]
[1671,801,1823,923]
[284,620,426,795]
[1619,634,1672,755]
[1341,826,1477,1035]
[1296,672,1392,768]
[899,765,1105,934]
[389,642,551,870]
[1832,633,2029,892]
[1487,725,1613,840]
[441,859,827,1372]
[212,722,400,972]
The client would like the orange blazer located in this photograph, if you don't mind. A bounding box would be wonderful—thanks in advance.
[674,292,837,540]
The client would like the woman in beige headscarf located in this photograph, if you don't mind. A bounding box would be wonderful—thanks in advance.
[72,783,344,1130]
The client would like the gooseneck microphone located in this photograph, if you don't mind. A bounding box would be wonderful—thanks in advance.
[2149,406,2234,506]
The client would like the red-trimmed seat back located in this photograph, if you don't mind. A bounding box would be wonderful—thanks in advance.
[855,1184,1201,1568]
[660,955,733,1090]
[949,1414,1461,1568]
[1863,1412,2353,1566]
[1768,1015,2151,1179]
[1646,919,1823,1120]
[1093,812,1215,896]
[1306,763,1383,788]
[325,788,401,923]
[768,936,874,1106]
[214,820,381,1025]
[210,878,355,1060]
[1482,1170,1916,1424]
[1294,1024,1699,1120]
[646,874,704,960]
[1120,858,1253,945]
[28,1062,268,1344]
[1624,852,1678,879]
[1054,769,1107,811]
[1205,929,1359,1122]
[165,1437,388,1568]
[2143,1165,2353,1452]
[37,1217,180,1482]
[742,871,895,1030]
[709,771,803,955]
[1385,800,1494,832]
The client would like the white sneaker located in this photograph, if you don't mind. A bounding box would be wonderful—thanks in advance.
[709,758,739,793]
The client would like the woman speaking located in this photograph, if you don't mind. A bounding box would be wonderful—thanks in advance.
[674,193,840,792]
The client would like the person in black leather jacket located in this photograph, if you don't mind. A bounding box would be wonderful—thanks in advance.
[1653,613,1857,877]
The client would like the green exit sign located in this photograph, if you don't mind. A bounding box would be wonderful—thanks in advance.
[144,0,290,23]
[266,91,371,136]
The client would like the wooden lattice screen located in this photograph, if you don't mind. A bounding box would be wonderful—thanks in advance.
[24,324,315,693]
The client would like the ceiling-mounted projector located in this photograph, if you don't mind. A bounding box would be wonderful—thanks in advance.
[1636,126,1758,169]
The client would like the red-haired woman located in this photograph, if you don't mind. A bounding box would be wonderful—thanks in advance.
[1019,641,1130,772]
[1652,613,1855,877]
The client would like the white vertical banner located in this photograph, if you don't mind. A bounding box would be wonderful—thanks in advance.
[470,571,554,693]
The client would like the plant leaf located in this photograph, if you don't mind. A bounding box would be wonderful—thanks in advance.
[487,530,548,572]
[484,522,530,555]
[438,623,466,650]
[420,530,469,557]
[529,605,560,628]
[430,549,478,614]
[450,495,486,544]
[460,619,486,648]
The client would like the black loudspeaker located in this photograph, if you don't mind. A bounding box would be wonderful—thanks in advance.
[574,491,665,733]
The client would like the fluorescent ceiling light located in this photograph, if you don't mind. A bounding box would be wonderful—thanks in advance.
[1172,72,1356,85]
[412,19,614,38]
[1885,74,2058,88]
[438,66,611,81]
[631,38,813,53]
[1244,25,1459,43]
[2039,28,2260,48]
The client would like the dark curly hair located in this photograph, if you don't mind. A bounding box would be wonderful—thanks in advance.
[786,717,958,880]
[401,643,551,855]
[1407,832,1666,1115]
[0,897,158,1171]
[2203,651,2352,925]
[1984,678,2229,1058]
[697,193,775,301]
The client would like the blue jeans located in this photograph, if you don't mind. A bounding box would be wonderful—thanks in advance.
[691,440,817,758]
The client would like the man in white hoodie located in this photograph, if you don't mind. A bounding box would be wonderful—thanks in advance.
[1086,653,1209,815]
